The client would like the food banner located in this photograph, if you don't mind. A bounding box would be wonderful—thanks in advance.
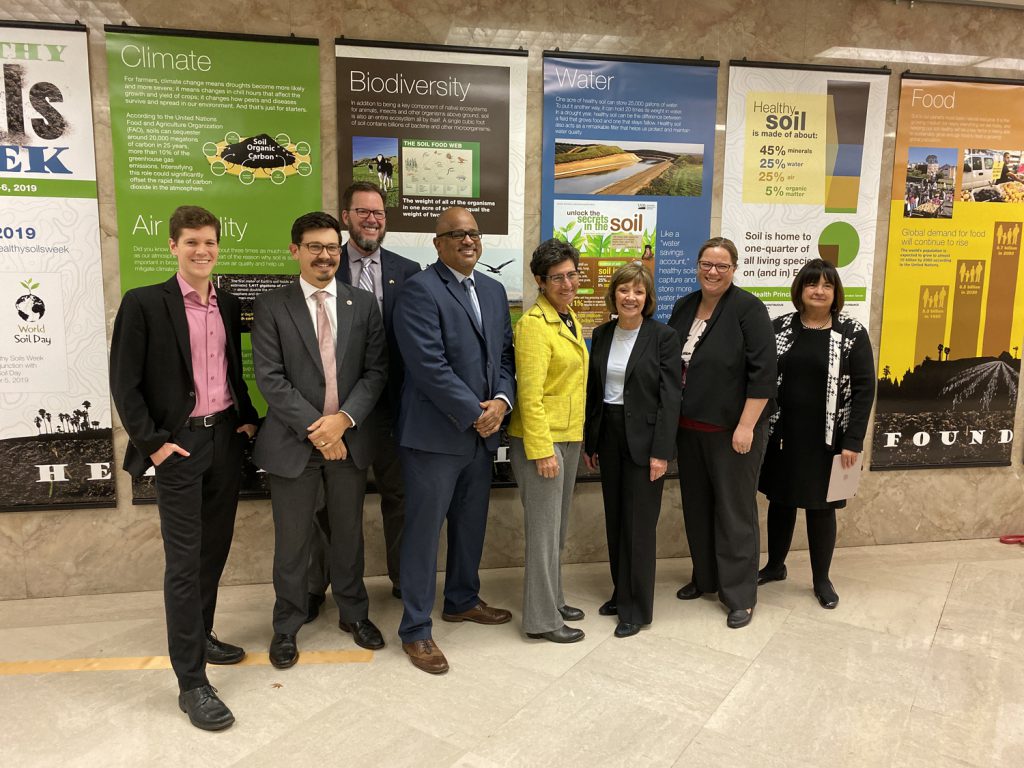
[721,62,890,326]
[541,53,718,335]
[872,74,1024,470]
[0,21,114,511]
[106,27,322,500]
[336,39,527,309]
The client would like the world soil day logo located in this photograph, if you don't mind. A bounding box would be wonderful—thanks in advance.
[15,278,45,322]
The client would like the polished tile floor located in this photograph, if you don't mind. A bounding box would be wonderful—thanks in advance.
[2,538,1022,767]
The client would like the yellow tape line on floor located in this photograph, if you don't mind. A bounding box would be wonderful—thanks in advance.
[0,650,373,676]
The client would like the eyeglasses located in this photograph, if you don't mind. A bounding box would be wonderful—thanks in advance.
[349,208,386,220]
[438,230,482,241]
[543,271,581,285]
[300,242,341,256]
[698,261,734,273]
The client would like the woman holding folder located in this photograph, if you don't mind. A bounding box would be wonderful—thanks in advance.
[757,259,875,609]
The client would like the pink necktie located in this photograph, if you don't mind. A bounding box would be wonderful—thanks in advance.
[314,291,339,415]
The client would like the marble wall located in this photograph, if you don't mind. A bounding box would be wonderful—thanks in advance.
[2,0,1023,599]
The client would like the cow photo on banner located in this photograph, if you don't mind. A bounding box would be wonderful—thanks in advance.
[873,74,1024,470]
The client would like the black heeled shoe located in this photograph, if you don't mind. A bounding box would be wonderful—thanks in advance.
[757,564,787,585]
[814,581,839,609]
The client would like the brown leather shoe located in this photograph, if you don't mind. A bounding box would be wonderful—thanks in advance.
[441,599,512,625]
[402,638,449,674]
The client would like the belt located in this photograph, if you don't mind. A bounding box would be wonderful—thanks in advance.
[186,408,233,429]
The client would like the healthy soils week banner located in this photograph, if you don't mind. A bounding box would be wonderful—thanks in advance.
[336,40,527,308]
[106,28,322,499]
[721,63,890,327]
[872,75,1024,470]
[0,22,114,510]
[541,54,718,336]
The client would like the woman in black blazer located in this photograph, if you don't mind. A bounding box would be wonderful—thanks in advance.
[667,237,776,629]
[584,263,682,638]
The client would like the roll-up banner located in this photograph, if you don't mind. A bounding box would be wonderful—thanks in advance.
[872,74,1024,470]
[106,27,322,501]
[541,52,719,335]
[721,62,890,326]
[0,22,114,511]
[335,39,527,310]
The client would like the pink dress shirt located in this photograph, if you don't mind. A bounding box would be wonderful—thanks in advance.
[177,273,234,417]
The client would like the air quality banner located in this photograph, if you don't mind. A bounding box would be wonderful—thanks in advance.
[106,27,322,500]
[0,22,114,511]
[336,40,527,307]
[542,53,718,335]
[872,75,1024,470]
[722,63,889,327]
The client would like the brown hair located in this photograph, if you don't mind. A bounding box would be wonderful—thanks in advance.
[605,262,657,318]
[697,236,738,265]
[169,206,220,242]
[341,181,385,211]
[791,258,844,313]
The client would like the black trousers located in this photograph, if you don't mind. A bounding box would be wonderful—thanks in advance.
[676,422,768,611]
[598,406,665,625]
[764,501,837,586]
[153,415,244,692]
[270,453,368,635]
[308,408,404,594]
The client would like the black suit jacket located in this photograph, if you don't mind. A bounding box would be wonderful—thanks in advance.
[667,284,776,429]
[339,242,421,408]
[584,318,682,465]
[109,275,258,479]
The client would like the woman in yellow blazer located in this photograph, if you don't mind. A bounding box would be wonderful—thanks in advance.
[508,239,589,644]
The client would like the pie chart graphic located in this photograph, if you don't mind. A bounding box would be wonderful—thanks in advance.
[818,222,860,267]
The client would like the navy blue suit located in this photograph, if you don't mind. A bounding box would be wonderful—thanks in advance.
[393,260,515,642]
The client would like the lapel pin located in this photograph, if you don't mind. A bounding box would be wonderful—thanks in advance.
[346,299,353,305]
[388,279,395,285]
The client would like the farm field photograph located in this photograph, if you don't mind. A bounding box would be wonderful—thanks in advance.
[352,136,400,207]
[553,139,703,196]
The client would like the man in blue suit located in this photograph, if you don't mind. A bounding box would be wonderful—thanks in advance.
[394,206,516,674]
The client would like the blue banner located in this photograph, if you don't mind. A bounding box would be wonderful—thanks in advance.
[541,54,718,332]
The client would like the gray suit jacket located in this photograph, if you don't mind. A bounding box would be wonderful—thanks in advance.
[252,279,387,477]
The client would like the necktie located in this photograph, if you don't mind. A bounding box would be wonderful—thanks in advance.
[464,277,482,328]
[313,291,339,415]
[358,257,375,295]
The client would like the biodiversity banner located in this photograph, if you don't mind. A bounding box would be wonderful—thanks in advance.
[541,53,718,335]
[872,75,1024,470]
[336,39,527,306]
[0,22,114,511]
[106,27,322,499]
[721,62,889,326]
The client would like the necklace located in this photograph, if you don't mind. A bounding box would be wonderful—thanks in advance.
[800,314,832,330]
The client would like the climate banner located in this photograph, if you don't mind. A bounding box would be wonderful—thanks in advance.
[872,75,1024,470]
[541,53,718,335]
[721,62,889,326]
[0,21,114,511]
[336,39,527,308]
[106,27,322,499]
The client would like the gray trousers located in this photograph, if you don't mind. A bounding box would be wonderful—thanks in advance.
[510,437,581,634]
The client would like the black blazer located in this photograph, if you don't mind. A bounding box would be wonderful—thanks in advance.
[109,275,258,479]
[584,318,682,465]
[338,242,421,408]
[667,284,777,429]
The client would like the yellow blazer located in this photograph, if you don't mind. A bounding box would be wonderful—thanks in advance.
[508,293,588,459]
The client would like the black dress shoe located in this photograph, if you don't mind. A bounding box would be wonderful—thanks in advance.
[814,581,839,609]
[526,625,585,643]
[304,593,325,624]
[178,685,234,731]
[676,582,704,600]
[558,604,585,622]
[391,586,402,600]
[339,618,385,650]
[598,599,617,616]
[269,633,298,669]
[614,621,641,638]
[205,632,245,665]
[727,608,753,629]
[757,564,787,585]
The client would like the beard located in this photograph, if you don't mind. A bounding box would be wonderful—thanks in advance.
[349,226,385,253]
